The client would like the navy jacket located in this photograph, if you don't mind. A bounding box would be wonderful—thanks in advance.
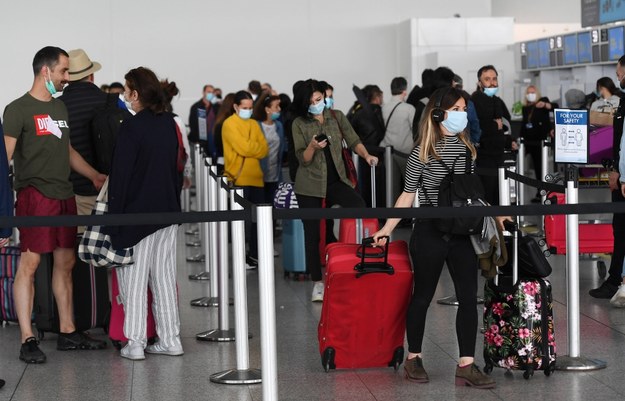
[105,109,181,248]
[0,118,12,238]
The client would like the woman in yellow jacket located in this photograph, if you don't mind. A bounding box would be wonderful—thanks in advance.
[222,90,268,267]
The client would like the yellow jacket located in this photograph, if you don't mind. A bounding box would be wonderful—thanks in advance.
[222,114,268,187]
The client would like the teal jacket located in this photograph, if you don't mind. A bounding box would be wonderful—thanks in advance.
[292,109,362,198]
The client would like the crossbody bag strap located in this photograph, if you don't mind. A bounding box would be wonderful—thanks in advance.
[464,147,472,174]
[384,103,402,132]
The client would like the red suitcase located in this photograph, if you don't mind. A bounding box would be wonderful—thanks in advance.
[109,269,157,349]
[544,192,613,254]
[318,239,413,371]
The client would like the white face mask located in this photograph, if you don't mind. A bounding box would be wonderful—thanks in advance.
[123,93,134,112]
[526,93,537,103]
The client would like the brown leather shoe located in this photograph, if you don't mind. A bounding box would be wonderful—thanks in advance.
[404,356,429,383]
[455,363,496,389]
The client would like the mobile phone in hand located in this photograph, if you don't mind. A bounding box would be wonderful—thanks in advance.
[316,134,328,142]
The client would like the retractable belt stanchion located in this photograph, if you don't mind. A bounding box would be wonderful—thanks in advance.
[556,166,606,371]
[257,205,279,401]
[210,188,261,384]
[385,146,393,208]
[188,158,210,280]
[498,165,511,207]
[538,138,551,235]
[191,163,218,303]
[185,144,201,235]
[186,148,205,262]
[517,138,526,226]
[197,176,235,341]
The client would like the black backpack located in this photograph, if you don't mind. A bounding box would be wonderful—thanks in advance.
[434,149,486,236]
[90,94,131,174]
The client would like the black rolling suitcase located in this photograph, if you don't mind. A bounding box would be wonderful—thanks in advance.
[483,223,557,379]
[34,240,110,339]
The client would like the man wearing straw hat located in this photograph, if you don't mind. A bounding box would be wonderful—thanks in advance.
[59,48,110,218]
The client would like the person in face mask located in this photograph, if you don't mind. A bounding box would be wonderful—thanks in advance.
[188,84,220,156]
[291,79,377,302]
[372,87,508,389]
[470,65,513,206]
[252,93,286,210]
[222,90,269,268]
[520,85,556,201]
[590,77,621,112]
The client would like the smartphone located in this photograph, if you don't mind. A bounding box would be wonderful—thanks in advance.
[316,134,328,142]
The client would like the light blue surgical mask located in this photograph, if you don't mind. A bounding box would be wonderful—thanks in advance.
[45,70,57,95]
[238,109,253,120]
[270,112,281,120]
[441,111,468,135]
[483,87,498,97]
[205,92,215,102]
[325,97,334,109]
[308,101,325,115]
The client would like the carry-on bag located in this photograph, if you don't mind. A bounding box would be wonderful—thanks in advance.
[108,268,157,349]
[281,218,308,279]
[34,242,110,338]
[337,165,380,244]
[483,223,556,379]
[318,237,413,371]
[0,246,20,324]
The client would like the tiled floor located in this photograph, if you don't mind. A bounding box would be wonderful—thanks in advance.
[1,210,625,400]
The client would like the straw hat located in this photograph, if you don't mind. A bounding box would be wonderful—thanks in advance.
[68,49,101,82]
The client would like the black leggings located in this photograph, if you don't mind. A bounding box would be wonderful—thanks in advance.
[297,181,365,281]
[406,219,478,357]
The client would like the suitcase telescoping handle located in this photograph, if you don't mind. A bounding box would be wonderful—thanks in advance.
[496,219,519,286]
[354,236,394,278]
[356,164,378,244]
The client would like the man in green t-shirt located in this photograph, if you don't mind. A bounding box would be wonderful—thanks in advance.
[3,46,107,364]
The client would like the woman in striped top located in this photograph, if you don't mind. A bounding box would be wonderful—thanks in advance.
[373,87,504,389]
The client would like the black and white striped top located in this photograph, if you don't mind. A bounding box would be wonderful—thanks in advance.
[404,136,475,206]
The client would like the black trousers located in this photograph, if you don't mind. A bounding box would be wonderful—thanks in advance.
[406,219,478,357]
[607,189,625,286]
[297,181,365,281]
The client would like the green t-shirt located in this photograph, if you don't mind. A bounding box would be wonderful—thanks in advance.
[3,93,73,199]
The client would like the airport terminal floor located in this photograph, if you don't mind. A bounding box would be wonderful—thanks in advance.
[1,212,625,400]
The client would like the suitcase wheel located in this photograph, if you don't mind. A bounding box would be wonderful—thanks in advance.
[111,340,122,350]
[597,261,607,279]
[321,347,335,372]
[543,250,551,258]
[483,363,493,374]
[523,368,534,380]
[544,364,555,377]
[389,347,404,371]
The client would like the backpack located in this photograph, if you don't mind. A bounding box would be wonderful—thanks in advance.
[90,94,131,174]
[434,149,486,236]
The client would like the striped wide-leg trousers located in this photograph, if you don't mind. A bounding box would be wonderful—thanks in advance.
[117,225,180,348]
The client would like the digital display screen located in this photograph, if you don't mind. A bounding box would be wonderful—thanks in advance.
[578,32,592,63]
[600,0,625,25]
[608,26,625,60]
[527,41,539,69]
[538,39,551,67]
[563,34,578,64]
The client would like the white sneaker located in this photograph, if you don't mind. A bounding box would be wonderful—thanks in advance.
[610,284,625,307]
[120,341,145,360]
[311,282,325,302]
[145,342,184,356]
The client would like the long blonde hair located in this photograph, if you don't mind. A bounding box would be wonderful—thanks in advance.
[416,87,476,163]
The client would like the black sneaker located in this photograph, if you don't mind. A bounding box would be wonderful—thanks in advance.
[20,337,46,364]
[589,281,619,299]
[57,331,107,351]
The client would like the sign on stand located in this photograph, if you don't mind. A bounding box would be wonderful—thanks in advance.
[554,109,589,164]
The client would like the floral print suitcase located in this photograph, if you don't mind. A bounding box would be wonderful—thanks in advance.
[483,276,557,379]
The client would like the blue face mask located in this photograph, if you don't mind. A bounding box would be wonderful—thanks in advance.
[325,97,334,109]
[270,112,281,120]
[45,70,57,95]
[205,93,215,102]
[441,111,468,135]
[238,109,253,120]
[483,87,498,97]
[308,101,325,115]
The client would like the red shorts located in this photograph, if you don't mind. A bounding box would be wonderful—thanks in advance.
[16,186,77,253]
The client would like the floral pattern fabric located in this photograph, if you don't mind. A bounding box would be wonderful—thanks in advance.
[483,278,556,371]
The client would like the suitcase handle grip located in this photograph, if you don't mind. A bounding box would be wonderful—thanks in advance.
[354,236,394,278]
